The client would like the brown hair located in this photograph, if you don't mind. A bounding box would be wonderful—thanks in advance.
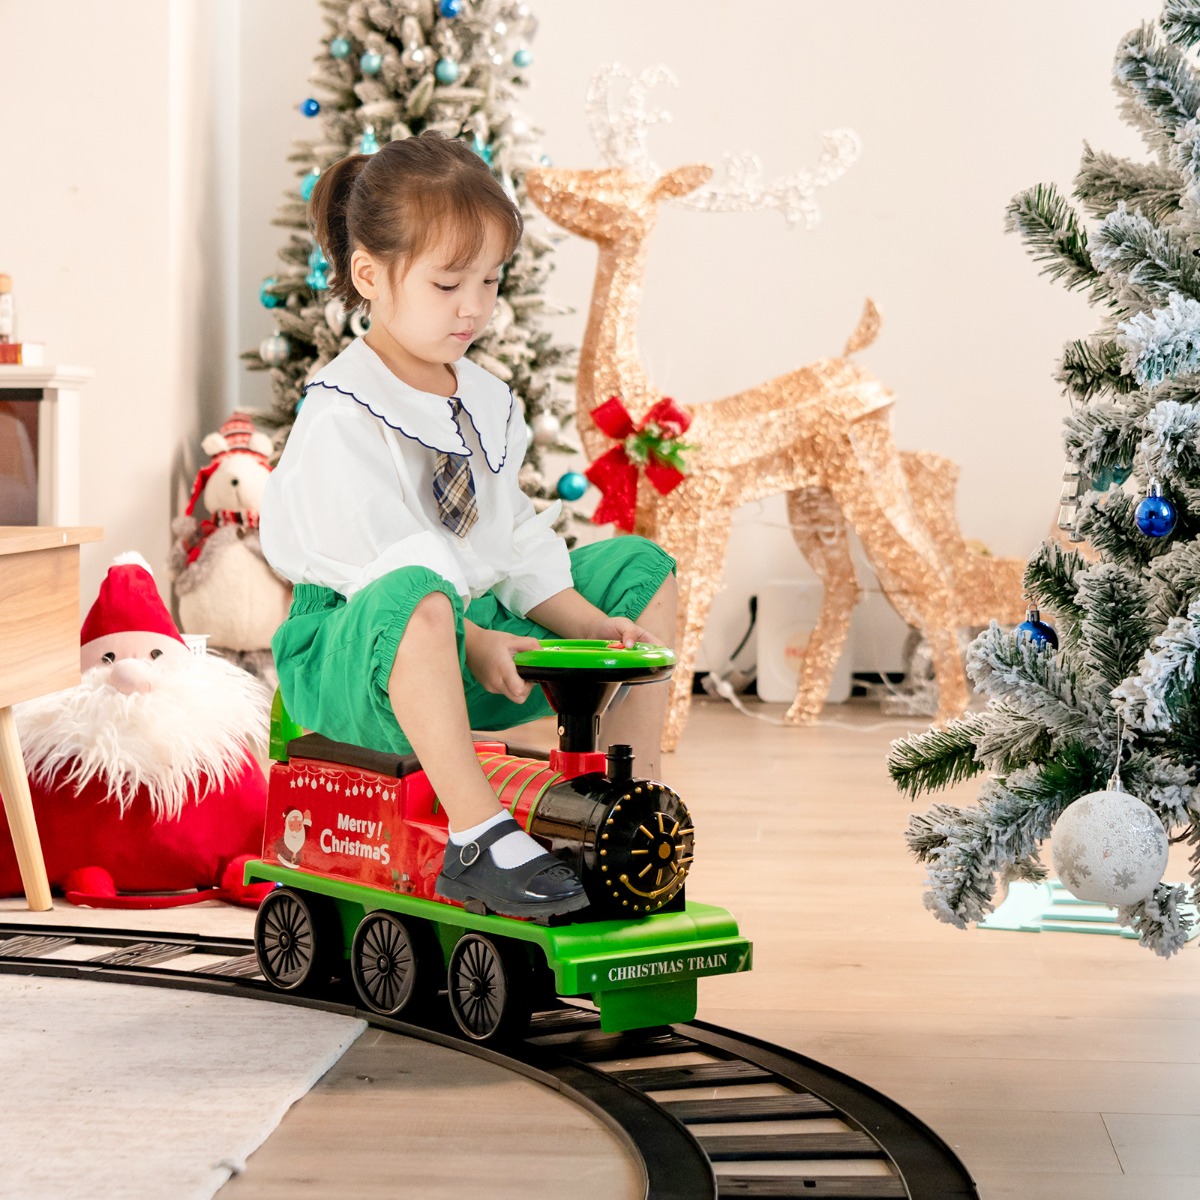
[308,130,523,313]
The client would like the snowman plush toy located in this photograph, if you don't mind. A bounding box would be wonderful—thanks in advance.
[171,412,292,686]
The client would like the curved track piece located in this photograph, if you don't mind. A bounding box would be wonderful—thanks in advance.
[0,922,980,1200]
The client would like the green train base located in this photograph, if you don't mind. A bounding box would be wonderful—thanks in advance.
[244,858,753,1032]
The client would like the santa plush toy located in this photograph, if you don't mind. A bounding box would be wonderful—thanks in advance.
[0,552,272,907]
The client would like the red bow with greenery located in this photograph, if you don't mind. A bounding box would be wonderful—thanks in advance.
[585,396,695,531]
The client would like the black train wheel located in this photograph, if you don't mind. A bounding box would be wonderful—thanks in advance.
[350,911,430,1017]
[446,933,531,1043]
[254,887,335,993]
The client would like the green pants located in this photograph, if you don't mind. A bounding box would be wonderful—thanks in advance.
[273,535,675,755]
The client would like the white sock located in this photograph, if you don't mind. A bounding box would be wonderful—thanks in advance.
[449,810,542,869]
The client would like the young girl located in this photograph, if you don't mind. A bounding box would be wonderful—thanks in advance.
[260,132,677,919]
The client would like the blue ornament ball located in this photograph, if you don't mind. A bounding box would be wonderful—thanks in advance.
[438,0,462,16]
[300,97,321,118]
[300,169,320,202]
[259,277,281,309]
[435,58,459,84]
[360,49,383,75]
[330,36,351,60]
[1135,492,1177,537]
[556,471,588,502]
[513,48,532,68]
[1015,614,1059,650]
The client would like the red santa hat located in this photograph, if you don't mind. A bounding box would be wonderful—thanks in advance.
[80,552,187,648]
[186,412,273,517]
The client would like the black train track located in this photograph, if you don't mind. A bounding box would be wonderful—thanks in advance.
[0,922,978,1200]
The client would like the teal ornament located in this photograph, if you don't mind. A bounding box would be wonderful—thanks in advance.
[435,58,459,84]
[306,243,330,292]
[259,277,281,309]
[359,126,380,154]
[1015,606,1058,650]
[513,48,532,68]
[556,471,588,502]
[300,168,320,202]
[330,36,351,60]
[539,154,552,167]
[300,97,320,117]
[259,331,291,367]
[1110,464,1132,486]
[360,49,383,75]
[438,0,462,15]
[1091,465,1114,492]
[470,134,493,164]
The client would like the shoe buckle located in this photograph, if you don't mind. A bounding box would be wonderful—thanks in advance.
[460,840,480,867]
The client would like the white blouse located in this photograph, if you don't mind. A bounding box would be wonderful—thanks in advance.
[259,337,572,617]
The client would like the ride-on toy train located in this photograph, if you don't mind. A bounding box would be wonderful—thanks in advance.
[244,640,752,1041]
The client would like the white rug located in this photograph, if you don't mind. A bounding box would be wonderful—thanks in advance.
[0,974,366,1200]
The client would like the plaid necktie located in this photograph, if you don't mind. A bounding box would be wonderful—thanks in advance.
[432,400,479,538]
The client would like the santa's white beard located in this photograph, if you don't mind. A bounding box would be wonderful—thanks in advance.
[282,826,306,854]
[15,654,271,821]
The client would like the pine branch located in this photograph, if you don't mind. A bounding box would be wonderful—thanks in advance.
[1074,143,1183,223]
[966,624,1093,744]
[1022,540,1088,624]
[1118,292,1200,388]
[972,702,1056,775]
[1161,0,1200,51]
[1091,205,1200,309]
[1062,398,1142,478]
[1075,561,1155,690]
[1113,24,1200,153]
[1075,490,1167,568]
[1056,338,1139,402]
[1141,397,1200,478]
[1004,184,1108,298]
[1114,595,1200,730]
[1146,540,1200,625]
[1117,883,1194,957]
[888,713,989,799]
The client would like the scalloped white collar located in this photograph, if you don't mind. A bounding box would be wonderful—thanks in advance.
[304,337,513,473]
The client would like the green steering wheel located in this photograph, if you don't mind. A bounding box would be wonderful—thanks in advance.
[512,638,675,673]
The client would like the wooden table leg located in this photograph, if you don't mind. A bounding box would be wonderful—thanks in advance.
[0,704,52,910]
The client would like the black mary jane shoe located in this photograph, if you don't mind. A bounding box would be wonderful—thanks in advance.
[436,816,590,918]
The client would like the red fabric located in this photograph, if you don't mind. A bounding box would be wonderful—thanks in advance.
[585,396,694,531]
[0,755,267,898]
[80,562,186,646]
[181,510,261,565]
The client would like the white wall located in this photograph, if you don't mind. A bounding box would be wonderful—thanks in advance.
[0,0,1168,654]
[0,0,237,606]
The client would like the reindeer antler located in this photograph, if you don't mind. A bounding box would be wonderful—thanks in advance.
[586,64,860,229]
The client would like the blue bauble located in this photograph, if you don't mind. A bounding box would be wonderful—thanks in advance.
[300,169,320,202]
[306,243,330,292]
[435,58,459,84]
[556,471,588,502]
[360,49,383,75]
[359,127,380,154]
[330,36,351,59]
[260,277,281,309]
[1135,493,1177,537]
[438,0,462,16]
[513,48,532,68]
[1015,617,1058,650]
[300,97,321,117]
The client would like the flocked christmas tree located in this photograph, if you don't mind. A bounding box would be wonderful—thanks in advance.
[246,0,578,512]
[890,0,1200,957]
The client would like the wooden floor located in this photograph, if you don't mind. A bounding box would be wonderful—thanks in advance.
[8,696,1200,1197]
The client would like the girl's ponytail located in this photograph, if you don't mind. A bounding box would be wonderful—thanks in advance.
[308,154,369,311]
